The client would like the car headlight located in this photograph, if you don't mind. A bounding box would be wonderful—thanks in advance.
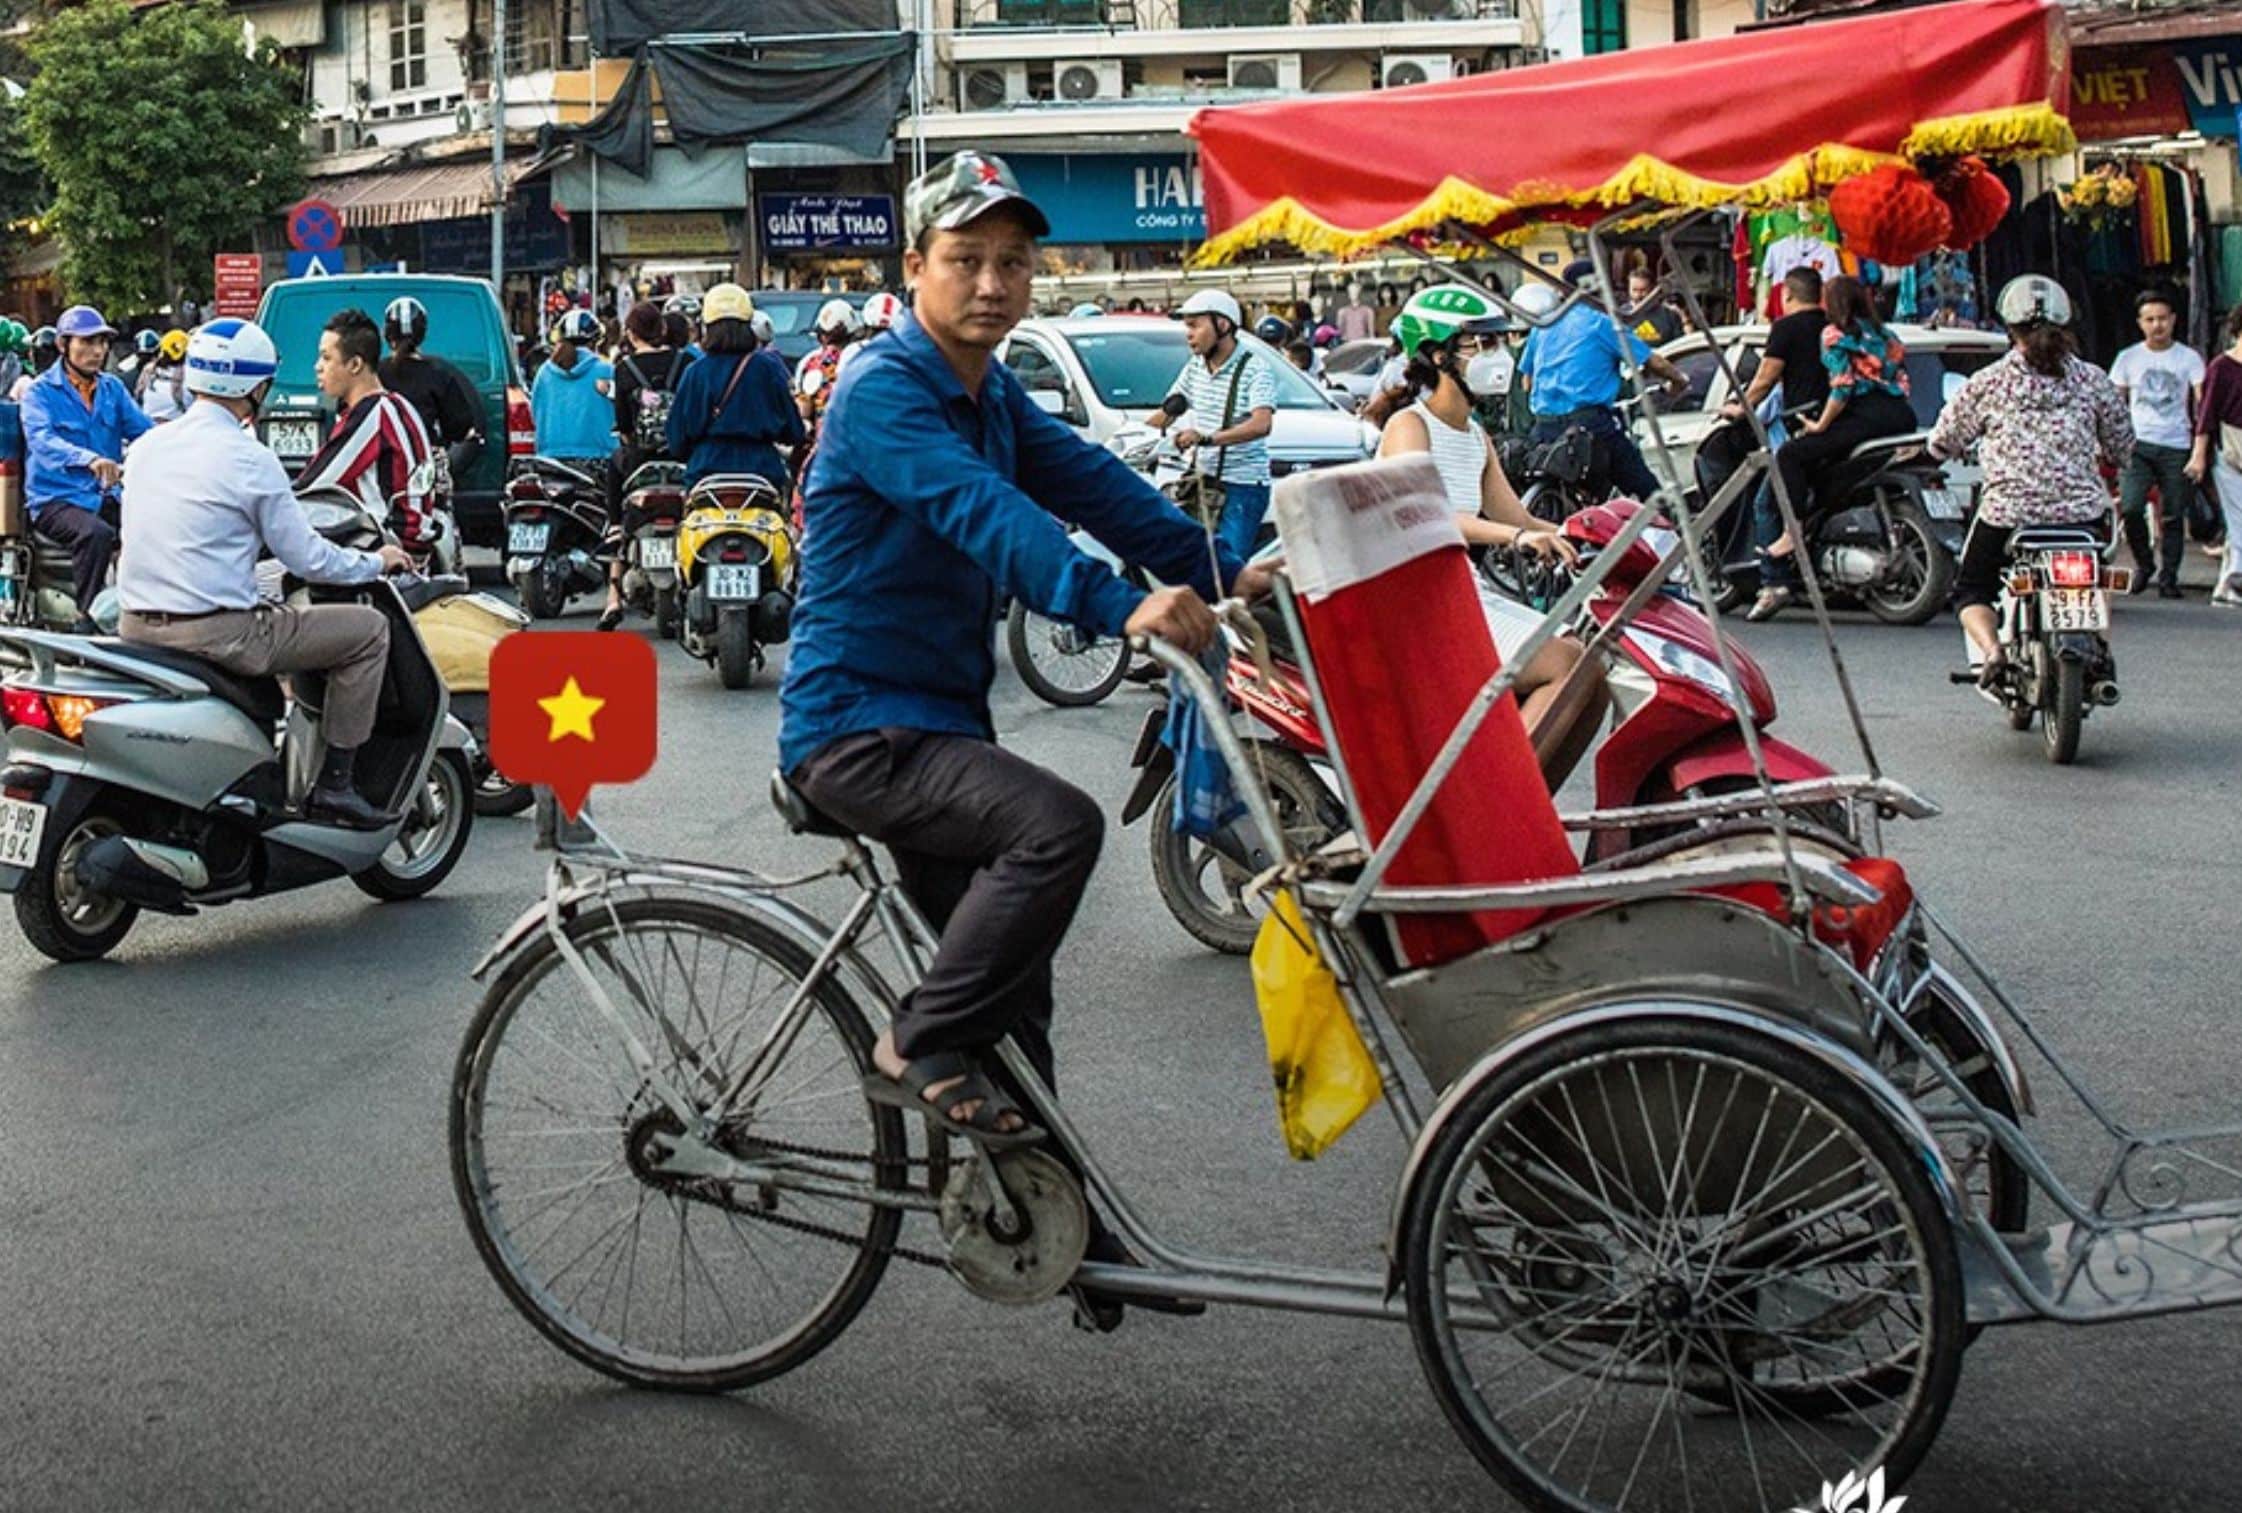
[1629,626,1736,705]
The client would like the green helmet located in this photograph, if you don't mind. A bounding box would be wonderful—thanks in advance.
[0,318,25,356]
[1391,282,1507,361]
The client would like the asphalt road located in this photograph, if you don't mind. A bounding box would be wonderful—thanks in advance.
[2,573,2238,1513]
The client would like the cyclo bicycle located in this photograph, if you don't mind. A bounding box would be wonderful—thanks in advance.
[450,6,2242,1506]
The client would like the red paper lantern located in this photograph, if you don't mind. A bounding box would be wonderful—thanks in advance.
[1830,164,1954,267]
[1933,156,2012,250]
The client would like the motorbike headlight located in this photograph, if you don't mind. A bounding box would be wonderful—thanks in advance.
[1629,627,1737,706]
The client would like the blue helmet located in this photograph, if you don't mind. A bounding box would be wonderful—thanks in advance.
[134,329,162,357]
[556,308,600,345]
[55,305,117,341]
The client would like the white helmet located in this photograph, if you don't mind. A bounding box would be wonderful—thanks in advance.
[750,309,776,345]
[1995,274,2071,329]
[1511,282,1561,319]
[861,291,905,330]
[1174,289,1242,328]
[816,297,862,336]
[556,308,601,344]
[184,317,279,399]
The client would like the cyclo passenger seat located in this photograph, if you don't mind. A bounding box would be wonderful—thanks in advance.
[769,769,857,839]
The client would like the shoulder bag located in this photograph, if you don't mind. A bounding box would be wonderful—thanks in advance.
[1165,353,1249,533]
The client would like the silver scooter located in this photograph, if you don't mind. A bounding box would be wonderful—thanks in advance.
[0,573,479,962]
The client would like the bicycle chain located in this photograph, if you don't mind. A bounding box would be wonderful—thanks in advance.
[691,1131,954,1270]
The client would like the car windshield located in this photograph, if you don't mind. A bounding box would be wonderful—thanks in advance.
[756,292,862,362]
[260,284,504,393]
[1062,326,1336,412]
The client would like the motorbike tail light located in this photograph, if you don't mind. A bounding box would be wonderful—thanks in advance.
[1,686,53,733]
[507,388,535,457]
[2105,565,2133,594]
[2046,552,2098,588]
[45,694,114,742]
[719,543,749,562]
[513,506,545,521]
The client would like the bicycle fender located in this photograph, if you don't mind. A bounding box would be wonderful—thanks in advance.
[1382,997,1971,1296]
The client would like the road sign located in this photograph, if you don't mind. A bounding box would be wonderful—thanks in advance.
[286,199,345,253]
[212,253,263,319]
[286,250,343,278]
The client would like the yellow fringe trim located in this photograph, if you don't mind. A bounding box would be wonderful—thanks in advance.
[1192,102,2075,267]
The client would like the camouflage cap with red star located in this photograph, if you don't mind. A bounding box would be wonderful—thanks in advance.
[904,151,1053,243]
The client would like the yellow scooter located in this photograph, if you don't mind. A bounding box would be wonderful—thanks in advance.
[676,474,795,689]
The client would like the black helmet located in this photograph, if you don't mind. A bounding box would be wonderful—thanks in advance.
[384,295,429,348]
[1254,314,1294,346]
[28,326,57,369]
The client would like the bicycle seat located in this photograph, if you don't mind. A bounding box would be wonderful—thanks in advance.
[769,769,856,838]
[96,638,284,727]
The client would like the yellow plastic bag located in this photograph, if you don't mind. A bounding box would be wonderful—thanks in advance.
[1251,890,1382,1160]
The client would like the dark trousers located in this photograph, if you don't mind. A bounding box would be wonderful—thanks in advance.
[790,728,1104,1086]
[1767,390,1916,585]
[33,501,117,616]
[1532,405,1661,502]
[2117,441,2193,589]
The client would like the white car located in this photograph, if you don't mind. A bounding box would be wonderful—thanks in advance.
[998,317,1379,476]
[1634,322,2007,526]
[1319,337,1396,412]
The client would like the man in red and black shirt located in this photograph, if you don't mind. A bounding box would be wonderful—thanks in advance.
[298,308,437,556]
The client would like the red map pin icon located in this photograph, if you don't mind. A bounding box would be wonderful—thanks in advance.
[488,632,658,819]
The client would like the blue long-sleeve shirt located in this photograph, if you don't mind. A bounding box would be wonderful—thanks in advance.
[777,312,1242,773]
[22,363,152,519]
[666,345,805,490]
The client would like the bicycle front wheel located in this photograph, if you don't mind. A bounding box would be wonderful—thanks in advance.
[451,896,906,1392]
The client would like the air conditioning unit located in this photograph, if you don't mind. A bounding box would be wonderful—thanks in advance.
[1053,58,1124,102]
[454,99,492,133]
[1382,53,1456,88]
[959,62,1030,110]
[1227,53,1301,92]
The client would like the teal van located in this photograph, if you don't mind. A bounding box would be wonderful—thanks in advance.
[253,274,528,545]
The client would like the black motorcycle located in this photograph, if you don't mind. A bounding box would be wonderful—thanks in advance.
[503,458,609,620]
[1692,413,1957,625]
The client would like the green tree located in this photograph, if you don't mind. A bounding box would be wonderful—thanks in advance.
[24,0,306,312]
[0,0,43,233]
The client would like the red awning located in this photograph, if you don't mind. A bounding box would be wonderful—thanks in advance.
[1188,0,2074,262]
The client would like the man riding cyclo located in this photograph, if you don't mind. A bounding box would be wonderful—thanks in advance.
[19,304,152,632]
[779,150,1271,1329]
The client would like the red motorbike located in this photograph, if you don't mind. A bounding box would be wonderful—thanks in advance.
[1124,496,1837,952]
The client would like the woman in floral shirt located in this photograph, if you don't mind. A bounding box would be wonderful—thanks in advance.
[1752,276,1919,620]
[1930,275,2132,685]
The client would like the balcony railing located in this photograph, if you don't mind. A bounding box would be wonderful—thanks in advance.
[958,0,1512,28]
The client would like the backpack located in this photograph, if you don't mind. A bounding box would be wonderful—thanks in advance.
[623,353,679,453]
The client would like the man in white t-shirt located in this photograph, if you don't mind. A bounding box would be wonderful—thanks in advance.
[2110,288,2207,597]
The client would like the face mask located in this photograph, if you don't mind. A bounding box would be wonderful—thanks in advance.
[1466,350,1511,394]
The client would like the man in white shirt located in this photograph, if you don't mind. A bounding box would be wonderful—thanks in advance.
[116,319,411,828]
[2110,288,2206,598]
[1147,288,1278,560]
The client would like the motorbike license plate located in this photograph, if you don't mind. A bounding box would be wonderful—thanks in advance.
[267,418,320,460]
[0,797,46,869]
[1921,486,1968,521]
[708,563,759,601]
[508,522,551,555]
[2044,586,2108,632]
[639,536,676,571]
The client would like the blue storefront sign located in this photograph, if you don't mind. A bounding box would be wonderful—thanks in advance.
[2174,36,2242,137]
[419,181,574,274]
[758,194,897,253]
[1008,155,1204,245]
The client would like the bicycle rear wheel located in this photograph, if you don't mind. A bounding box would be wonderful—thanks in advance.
[451,896,905,1392]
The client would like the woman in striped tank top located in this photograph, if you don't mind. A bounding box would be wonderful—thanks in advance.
[1376,283,1593,730]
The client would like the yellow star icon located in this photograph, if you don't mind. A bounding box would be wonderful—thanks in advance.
[538,676,605,743]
